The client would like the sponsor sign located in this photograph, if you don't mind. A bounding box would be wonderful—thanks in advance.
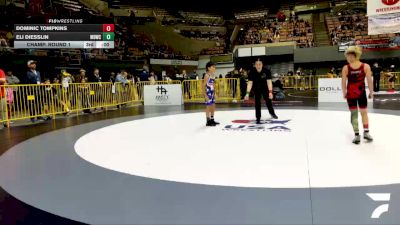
[144,84,183,106]
[368,0,400,16]
[318,78,372,103]
[338,38,400,52]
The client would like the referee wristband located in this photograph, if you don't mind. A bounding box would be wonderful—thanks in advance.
[269,90,273,93]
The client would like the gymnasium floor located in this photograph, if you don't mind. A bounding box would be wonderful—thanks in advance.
[0,96,399,225]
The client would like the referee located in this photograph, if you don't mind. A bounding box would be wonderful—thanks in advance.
[245,59,278,124]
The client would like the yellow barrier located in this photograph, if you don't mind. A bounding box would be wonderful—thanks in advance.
[281,73,400,90]
[380,72,400,89]
[0,85,7,124]
[0,82,141,124]
[282,75,330,90]
[182,78,241,103]
[1,74,398,125]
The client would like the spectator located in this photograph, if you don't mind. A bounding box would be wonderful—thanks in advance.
[0,68,6,128]
[139,70,149,81]
[193,71,199,80]
[387,65,396,91]
[149,72,156,85]
[77,69,86,83]
[26,60,43,122]
[0,38,8,47]
[175,70,183,81]
[79,77,91,114]
[61,70,73,88]
[240,17,314,47]
[6,71,20,123]
[90,68,104,111]
[116,71,129,84]
[61,70,75,109]
[6,71,20,85]
[329,67,337,77]
[41,79,53,121]
[110,72,116,84]
[240,70,248,100]
[114,71,128,108]
[26,60,41,84]
[90,68,102,83]
[6,71,20,103]
[181,70,188,81]
[327,70,335,78]
[392,34,400,45]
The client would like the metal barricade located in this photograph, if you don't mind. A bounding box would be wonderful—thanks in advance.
[281,73,399,91]
[114,82,140,105]
[281,76,298,89]
[215,78,241,101]
[0,85,7,124]
[182,78,240,103]
[5,84,60,121]
[380,72,400,89]
[1,82,141,124]
[282,75,331,90]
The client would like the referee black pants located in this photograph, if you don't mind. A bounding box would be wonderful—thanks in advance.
[254,88,275,120]
[373,75,380,92]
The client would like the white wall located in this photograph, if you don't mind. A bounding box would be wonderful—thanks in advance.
[197,56,235,77]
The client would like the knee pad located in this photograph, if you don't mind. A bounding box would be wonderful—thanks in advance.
[351,110,359,133]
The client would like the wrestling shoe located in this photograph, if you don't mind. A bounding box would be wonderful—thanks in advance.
[352,135,361,145]
[256,119,261,124]
[210,119,220,125]
[363,132,373,142]
[271,114,278,119]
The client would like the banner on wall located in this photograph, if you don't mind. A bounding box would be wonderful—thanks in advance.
[150,58,199,66]
[338,38,400,52]
[318,78,372,103]
[368,12,400,35]
[367,0,400,16]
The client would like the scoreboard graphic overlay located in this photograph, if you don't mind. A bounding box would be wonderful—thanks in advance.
[14,24,115,49]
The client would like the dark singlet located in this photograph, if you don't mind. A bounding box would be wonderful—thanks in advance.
[347,63,366,99]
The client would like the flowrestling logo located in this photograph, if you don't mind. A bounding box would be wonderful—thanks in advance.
[223,119,292,132]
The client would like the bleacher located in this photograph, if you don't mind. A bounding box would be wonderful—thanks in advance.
[326,12,397,45]
[201,46,225,55]
[154,8,175,20]
[178,11,224,26]
[239,18,315,48]
[234,9,269,20]
[276,20,314,47]
[131,6,154,18]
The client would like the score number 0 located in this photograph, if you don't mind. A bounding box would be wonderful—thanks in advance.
[102,24,115,32]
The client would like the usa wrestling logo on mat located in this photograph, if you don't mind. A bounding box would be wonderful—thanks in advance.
[223,119,292,132]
